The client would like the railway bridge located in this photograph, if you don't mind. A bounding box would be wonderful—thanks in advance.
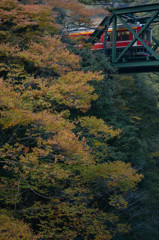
[89,3,159,73]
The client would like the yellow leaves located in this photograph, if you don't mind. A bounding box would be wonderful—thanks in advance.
[116,223,130,234]
[19,152,70,182]
[79,116,121,139]
[109,195,128,209]
[0,0,17,10]
[0,43,19,57]
[82,161,143,192]
[0,141,70,188]
[0,80,68,129]
[36,110,75,133]
[18,36,80,74]
[130,115,142,124]
[48,71,103,112]
[33,7,59,32]
[77,116,121,160]
[94,232,112,240]
[0,78,3,87]
[0,81,35,127]
[54,129,94,164]
[81,161,143,213]
[20,153,38,166]
[0,210,38,240]
[0,108,34,128]
[0,78,94,164]
[151,151,159,157]
[104,161,143,191]
[0,80,20,108]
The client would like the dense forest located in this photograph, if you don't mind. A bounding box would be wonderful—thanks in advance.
[0,0,158,239]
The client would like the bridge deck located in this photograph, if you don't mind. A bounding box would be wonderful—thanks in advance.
[113,60,159,73]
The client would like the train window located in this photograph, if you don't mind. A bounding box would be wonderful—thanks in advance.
[133,29,137,36]
[107,32,111,42]
[122,31,129,41]
[144,30,151,42]
[117,32,121,41]
[76,34,87,42]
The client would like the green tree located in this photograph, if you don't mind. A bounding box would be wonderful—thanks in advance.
[77,44,158,240]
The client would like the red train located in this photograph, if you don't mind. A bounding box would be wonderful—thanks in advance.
[69,24,152,57]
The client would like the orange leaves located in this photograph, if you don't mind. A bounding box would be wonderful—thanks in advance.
[47,0,92,17]
[47,0,105,20]
[0,0,58,49]
[0,0,57,32]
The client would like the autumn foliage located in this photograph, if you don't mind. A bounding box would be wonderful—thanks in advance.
[0,1,143,239]
[0,209,38,240]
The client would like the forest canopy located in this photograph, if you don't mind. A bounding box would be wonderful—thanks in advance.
[0,0,158,240]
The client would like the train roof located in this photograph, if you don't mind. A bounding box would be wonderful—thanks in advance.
[68,23,142,35]
[69,23,142,32]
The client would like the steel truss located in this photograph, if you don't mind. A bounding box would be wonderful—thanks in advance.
[89,4,159,73]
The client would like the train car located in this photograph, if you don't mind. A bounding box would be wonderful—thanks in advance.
[69,24,152,57]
